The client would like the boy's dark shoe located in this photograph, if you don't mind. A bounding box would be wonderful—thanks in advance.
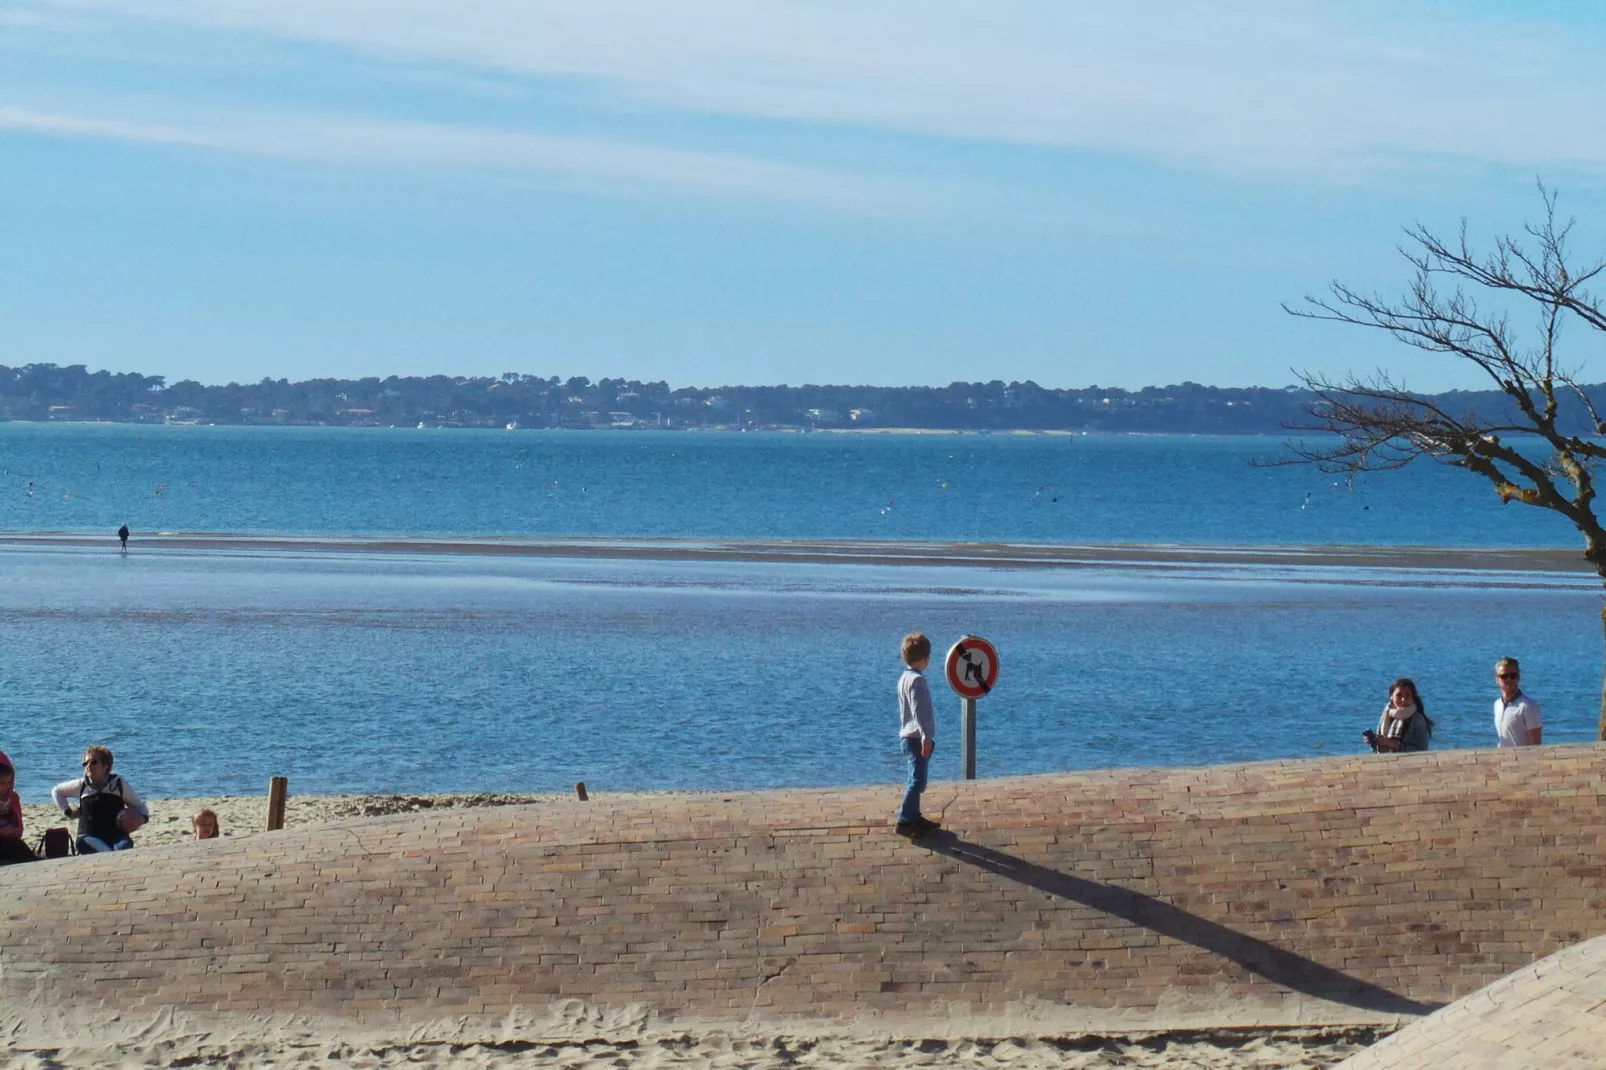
[895,817,941,837]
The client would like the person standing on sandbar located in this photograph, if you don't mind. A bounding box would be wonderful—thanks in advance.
[117,524,129,553]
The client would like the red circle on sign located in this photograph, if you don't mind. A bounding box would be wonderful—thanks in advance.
[944,636,999,699]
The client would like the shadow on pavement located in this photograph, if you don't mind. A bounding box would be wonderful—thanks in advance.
[921,831,1443,1017]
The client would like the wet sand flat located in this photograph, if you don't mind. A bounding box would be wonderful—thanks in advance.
[0,531,1591,574]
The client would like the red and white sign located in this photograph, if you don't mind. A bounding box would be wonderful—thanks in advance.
[944,636,999,699]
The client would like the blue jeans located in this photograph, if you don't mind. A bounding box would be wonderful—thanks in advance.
[898,735,929,823]
[77,835,133,854]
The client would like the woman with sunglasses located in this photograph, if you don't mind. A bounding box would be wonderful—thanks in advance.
[51,745,149,853]
[1364,677,1434,753]
[1493,657,1542,747]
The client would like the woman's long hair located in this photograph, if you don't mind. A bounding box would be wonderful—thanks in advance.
[1389,677,1434,730]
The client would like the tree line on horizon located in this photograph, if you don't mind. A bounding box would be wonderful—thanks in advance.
[3,361,1599,434]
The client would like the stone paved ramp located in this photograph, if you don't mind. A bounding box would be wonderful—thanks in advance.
[1336,933,1606,1069]
[1,744,1603,1031]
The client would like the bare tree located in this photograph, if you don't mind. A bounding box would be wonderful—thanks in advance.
[1284,187,1606,739]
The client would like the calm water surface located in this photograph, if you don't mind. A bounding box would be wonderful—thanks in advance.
[0,426,1597,800]
[0,544,1597,799]
[0,423,1582,546]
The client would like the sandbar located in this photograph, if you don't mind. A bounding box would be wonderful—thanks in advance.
[0,531,1591,575]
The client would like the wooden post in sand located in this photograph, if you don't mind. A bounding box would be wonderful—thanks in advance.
[574,782,588,801]
[266,776,288,831]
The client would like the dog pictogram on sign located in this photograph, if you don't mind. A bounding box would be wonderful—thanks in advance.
[944,636,998,699]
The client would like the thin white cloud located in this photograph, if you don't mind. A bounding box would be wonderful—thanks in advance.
[31,0,1606,176]
[0,103,902,210]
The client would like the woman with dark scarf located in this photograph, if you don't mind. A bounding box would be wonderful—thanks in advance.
[1364,677,1434,752]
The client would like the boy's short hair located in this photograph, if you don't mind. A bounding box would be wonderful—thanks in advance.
[1495,657,1521,674]
[0,762,13,778]
[83,745,114,771]
[901,632,932,665]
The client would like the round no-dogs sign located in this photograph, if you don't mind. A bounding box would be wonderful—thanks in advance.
[944,635,999,699]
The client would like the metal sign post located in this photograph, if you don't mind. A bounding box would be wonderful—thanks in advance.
[944,635,999,781]
[961,696,977,780]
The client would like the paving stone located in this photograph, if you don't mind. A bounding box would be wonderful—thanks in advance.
[1,743,1603,1034]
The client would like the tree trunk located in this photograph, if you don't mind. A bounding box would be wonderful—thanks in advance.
[1599,602,1606,740]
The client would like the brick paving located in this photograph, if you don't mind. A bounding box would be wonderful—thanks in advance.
[1335,933,1606,1069]
[1,743,1603,1028]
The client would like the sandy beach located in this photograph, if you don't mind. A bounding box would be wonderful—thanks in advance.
[0,1016,1383,1069]
[18,790,571,847]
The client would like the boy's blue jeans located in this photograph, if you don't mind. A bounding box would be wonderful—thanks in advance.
[898,735,929,823]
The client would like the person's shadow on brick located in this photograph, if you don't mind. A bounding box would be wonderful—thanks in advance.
[919,832,1442,1017]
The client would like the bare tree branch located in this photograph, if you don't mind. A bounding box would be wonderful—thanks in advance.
[1281,186,1606,738]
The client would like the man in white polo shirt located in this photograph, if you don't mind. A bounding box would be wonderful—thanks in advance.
[1493,657,1542,747]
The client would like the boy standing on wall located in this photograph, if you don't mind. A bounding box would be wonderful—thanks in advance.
[896,633,940,837]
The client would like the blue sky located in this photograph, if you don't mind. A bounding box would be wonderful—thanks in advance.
[3,1,1605,390]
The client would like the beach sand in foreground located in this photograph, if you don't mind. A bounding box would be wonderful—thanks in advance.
[0,1019,1382,1070]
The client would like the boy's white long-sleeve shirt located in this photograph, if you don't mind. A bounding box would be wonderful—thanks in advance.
[899,668,936,743]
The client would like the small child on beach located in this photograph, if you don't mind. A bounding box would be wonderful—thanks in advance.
[192,809,220,840]
[896,633,939,837]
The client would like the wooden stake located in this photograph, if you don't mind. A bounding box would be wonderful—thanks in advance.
[574,781,588,801]
[266,776,288,831]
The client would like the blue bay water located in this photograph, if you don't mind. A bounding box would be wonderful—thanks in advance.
[0,425,1598,800]
[0,423,1582,546]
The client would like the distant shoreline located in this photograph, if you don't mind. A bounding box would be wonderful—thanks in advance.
[2,420,1193,435]
[0,531,1590,573]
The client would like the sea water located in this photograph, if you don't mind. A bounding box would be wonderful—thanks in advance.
[0,425,1597,799]
[0,422,1582,546]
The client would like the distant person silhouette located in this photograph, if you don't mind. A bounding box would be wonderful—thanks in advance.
[117,524,129,552]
